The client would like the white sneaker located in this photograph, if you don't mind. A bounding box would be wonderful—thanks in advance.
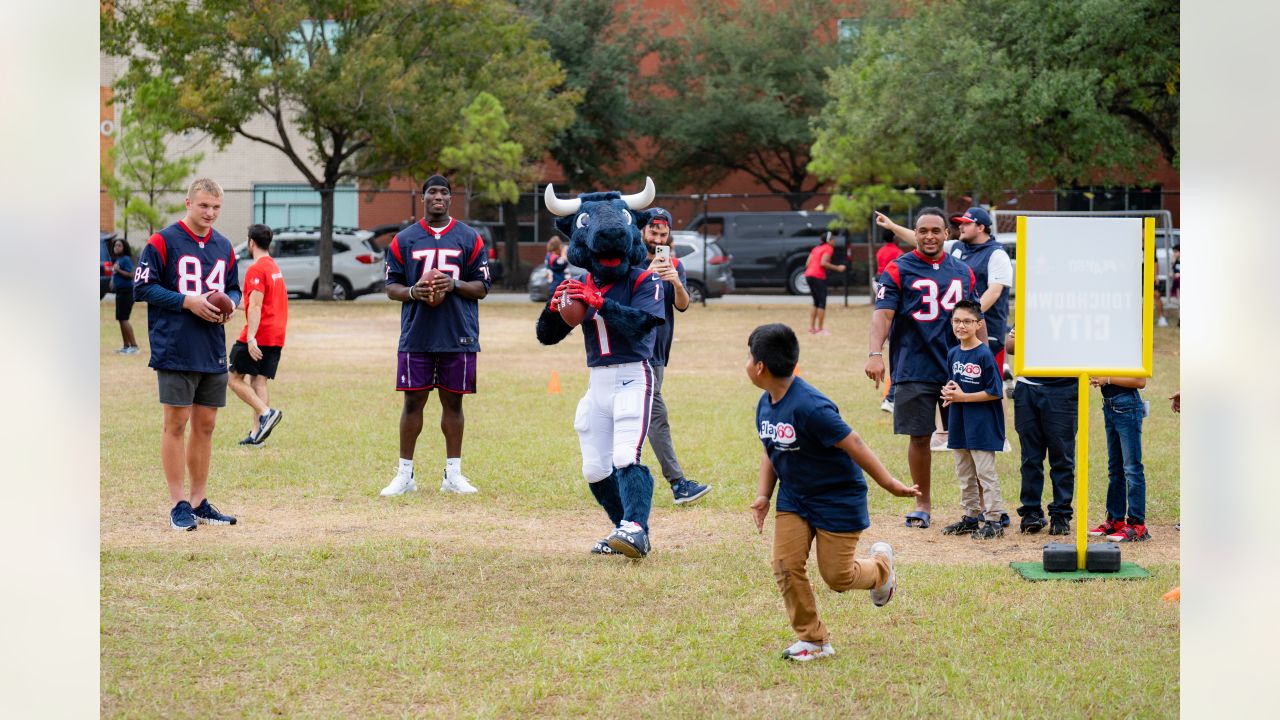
[1157,316,1169,327]
[440,472,478,494]
[929,430,949,452]
[380,472,416,497]
[879,399,894,413]
[781,640,834,662]
[869,541,896,607]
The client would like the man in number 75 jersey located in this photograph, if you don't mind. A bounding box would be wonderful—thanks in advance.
[133,178,242,531]
[379,175,491,497]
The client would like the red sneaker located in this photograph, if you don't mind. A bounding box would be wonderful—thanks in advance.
[1108,523,1150,542]
[1088,519,1126,537]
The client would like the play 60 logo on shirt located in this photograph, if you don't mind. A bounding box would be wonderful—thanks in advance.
[951,361,983,380]
[759,420,798,448]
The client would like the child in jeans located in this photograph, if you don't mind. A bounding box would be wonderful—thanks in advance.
[746,323,920,662]
[1087,374,1151,542]
[939,300,1008,539]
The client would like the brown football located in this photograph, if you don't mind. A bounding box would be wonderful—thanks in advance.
[207,290,235,318]
[422,268,447,307]
[557,294,589,327]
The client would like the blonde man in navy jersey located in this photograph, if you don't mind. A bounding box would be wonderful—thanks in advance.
[379,175,491,497]
[134,178,241,531]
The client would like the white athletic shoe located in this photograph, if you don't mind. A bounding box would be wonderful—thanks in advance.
[879,399,894,413]
[869,541,896,607]
[1156,316,1169,327]
[781,640,835,662]
[440,472,478,494]
[379,472,416,497]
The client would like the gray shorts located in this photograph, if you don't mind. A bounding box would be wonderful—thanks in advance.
[892,381,948,436]
[157,369,228,408]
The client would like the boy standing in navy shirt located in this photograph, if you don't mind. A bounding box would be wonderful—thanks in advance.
[134,178,241,531]
[747,323,919,662]
[940,300,1007,539]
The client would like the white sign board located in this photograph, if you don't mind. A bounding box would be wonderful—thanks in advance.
[1018,216,1148,373]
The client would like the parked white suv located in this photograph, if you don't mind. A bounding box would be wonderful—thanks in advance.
[236,226,385,301]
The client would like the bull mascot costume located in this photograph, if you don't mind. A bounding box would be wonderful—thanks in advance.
[537,178,666,559]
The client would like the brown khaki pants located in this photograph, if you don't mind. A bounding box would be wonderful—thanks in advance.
[954,449,1006,522]
[772,511,890,643]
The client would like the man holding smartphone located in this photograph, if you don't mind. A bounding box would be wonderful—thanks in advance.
[640,208,712,506]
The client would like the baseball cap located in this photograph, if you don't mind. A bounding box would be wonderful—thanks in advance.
[952,206,993,228]
[644,207,672,227]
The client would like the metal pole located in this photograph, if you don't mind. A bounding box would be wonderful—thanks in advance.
[700,192,708,306]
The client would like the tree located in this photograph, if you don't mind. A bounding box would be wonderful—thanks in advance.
[440,93,523,219]
[639,0,853,209]
[103,0,576,298]
[101,80,204,239]
[810,0,1179,231]
[516,0,645,190]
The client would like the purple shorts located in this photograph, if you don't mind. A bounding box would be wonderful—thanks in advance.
[396,352,477,393]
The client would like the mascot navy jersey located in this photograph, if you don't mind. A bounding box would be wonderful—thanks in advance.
[875,250,978,384]
[134,221,241,373]
[386,218,491,352]
[582,269,665,367]
[756,377,869,533]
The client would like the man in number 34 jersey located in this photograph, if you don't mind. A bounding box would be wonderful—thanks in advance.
[866,208,979,530]
[134,178,242,531]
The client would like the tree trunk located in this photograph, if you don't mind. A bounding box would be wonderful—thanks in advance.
[502,200,521,290]
[317,184,335,301]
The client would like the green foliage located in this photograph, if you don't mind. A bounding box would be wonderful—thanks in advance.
[441,93,524,214]
[103,0,575,296]
[810,0,1179,231]
[518,0,640,190]
[639,0,853,207]
[101,79,204,237]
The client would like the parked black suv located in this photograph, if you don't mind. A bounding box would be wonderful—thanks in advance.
[684,211,843,294]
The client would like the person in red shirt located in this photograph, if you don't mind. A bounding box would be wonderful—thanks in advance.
[803,231,846,335]
[874,231,905,294]
[228,224,289,446]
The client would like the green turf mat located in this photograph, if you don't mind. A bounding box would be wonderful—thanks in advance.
[1010,562,1151,581]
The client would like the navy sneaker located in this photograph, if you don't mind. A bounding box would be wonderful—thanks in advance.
[605,521,651,558]
[250,408,283,444]
[238,434,256,446]
[170,500,197,531]
[942,516,981,535]
[1020,514,1048,534]
[192,499,237,526]
[590,537,620,556]
[671,478,711,505]
[999,513,1010,528]
[1049,516,1071,536]
[971,521,1004,540]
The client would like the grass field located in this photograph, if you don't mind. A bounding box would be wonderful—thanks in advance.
[101,298,1180,718]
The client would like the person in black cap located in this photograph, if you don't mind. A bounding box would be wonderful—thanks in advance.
[639,206,712,505]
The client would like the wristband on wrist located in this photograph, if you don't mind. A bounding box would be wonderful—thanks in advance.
[868,351,884,357]
[409,286,417,301]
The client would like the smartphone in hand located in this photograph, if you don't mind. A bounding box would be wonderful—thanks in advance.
[654,245,670,262]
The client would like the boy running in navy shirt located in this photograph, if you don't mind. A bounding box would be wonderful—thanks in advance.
[747,323,919,662]
[134,178,241,530]
[939,300,1008,539]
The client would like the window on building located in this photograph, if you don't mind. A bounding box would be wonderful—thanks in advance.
[253,183,358,228]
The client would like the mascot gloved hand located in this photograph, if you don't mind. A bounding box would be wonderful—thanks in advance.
[534,178,667,560]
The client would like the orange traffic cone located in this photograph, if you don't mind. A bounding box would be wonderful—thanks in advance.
[1162,586,1180,602]
[883,374,892,399]
[547,370,561,394]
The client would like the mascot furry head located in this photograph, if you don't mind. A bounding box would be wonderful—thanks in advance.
[544,177,654,284]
